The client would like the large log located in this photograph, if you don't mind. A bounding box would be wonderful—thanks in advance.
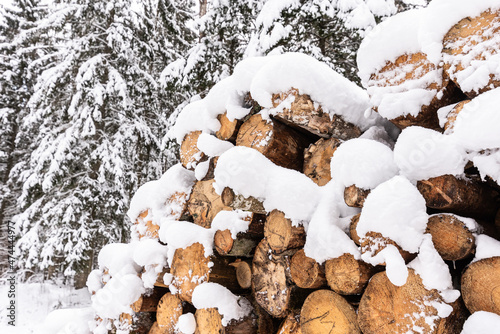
[194,308,224,334]
[461,256,500,315]
[180,131,207,170]
[358,269,467,334]
[426,214,475,261]
[214,213,265,257]
[443,9,500,97]
[325,253,375,295]
[264,209,306,254]
[156,293,183,333]
[417,174,499,219]
[344,185,371,208]
[277,310,302,334]
[170,242,240,303]
[290,249,326,289]
[187,179,229,228]
[300,289,361,334]
[272,88,362,140]
[303,137,342,186]
[221,187,266,214]
[236,113,311,171]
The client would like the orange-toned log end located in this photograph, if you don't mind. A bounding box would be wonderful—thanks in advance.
[303,137,342,186]
[214,229,234,256]
[194,308,224,334]
[443,100,471,134]
[156,293,183,333]
[187,179,229,228]
[277,310,302,334]
[134,209,160,240]
[290,249,326,289]
[300,289,361,334]
[349,214,362,246]
[344,185,371,208]
[426,213,475,261]
[360,231,416,265]
[180,131,207,170]
[264,209,306,254]
[461,256,500,315]
[216,112,242,143]
[229,259,252,289]
[325,253,375,295]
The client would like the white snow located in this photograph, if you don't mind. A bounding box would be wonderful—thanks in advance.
[473,150,500,184]
[191,283,252,326]
[211,210,252,238]
[197,133,234,157]
[176,313,196,334]
[132,239,169,289]
[461,311,500,334]
[97,243,141,277]
[473,234,500,262]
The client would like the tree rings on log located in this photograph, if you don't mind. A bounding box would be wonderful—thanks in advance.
[461,256,500,315]
[187,179,229,228]
[344,185,371,208]
[272,88,362,140]
[426,214,475,261]
[216,112,242,143]
[443,10,500,97]
[195,308,224,334]
[236,113,311,171]
[180,131,207,170]
[264,209,306,254]
[325,253,375,295]
[229,259,252,289]
[303,137,342,186]
[300,289,361,334]
[277,310,302,334]
[156,292,183,333]
[221,187,266,214]
[360,231,416,265]
[290,249,326,289]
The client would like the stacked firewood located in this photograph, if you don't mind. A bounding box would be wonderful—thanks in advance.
[90,6,500,334]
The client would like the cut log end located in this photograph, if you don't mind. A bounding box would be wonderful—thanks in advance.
[195,308,224,334]
[265,209,306,254]
[344,185,371,208]
[290,249,326,289]
[156,293,183,333]
[180,131,206,170]
[325,253,375,295]
[461,256,500,315]
[216,112,242,143]
[303,137,342,186]
[187,179,229,228]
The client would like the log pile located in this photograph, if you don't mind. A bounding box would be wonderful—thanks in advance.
[88,7,500,334]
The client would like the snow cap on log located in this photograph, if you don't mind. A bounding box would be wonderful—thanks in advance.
[461,311,500,334]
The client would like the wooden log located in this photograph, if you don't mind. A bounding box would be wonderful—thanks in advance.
[426,213,475,261]
[360,231,416,265]
[349,213,362,246]
[344,185,371,208]
[272,88,362,140]
[277,310,302,334]
[252,239,293,318]
[156,293,183,333]
[216,112,242,143]
[214,213,265,257]
[154,266,171,289]
[369,52,464,130]
[300,289,361,334]
[229,259,252,289]
[170,242,240,303]
[264,209,306,254]
[221,187,266,214]
[187,179,230,228]
[134,210,160,240]
[138,287,169,312]
[325,253,375,295]
[195,308,224,334]
[358,269,467,334]
[303,137,342,186]
[148,322,162,334]
[200,156,219,182]
[442,100,471,134]
[461,256,500,315]
[180,131,207,170]
[290,249,326,289]
[235,113,311,171]
[417,174,499,219]
[443,10,500,97]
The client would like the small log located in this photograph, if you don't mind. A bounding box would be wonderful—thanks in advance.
[443,10,500,97]
[461,256,500,315]
[156,293,183,333]
[187,179,230,228]
[290,249,326,289]
[325,253,375,295]
[417,174,499,219]
[344,185,371,208]
[277,310,302,334]
[195,308,224,334]
[170,242,241,303]
[252,239,293,318]
[229,259,252,289]
[264,209,306,254]
[236,113,312,171]
[300,289,361,334]
[360,231,416,265]
[148,322,162,334]
[426,214,475,261]
[272,88,362,140]
[221,187,266,214]
[138,287,169,312]
[358,269,466,334]
[303,137,342,186]
[180,131,207,170]
[443,100,471,134]
[349,213,362,246]
[214,213,265,257]
[216,112,242,143]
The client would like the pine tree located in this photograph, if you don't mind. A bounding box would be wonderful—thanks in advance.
[13,0,188,283]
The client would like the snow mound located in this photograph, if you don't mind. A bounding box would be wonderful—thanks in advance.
[461,311,500,334]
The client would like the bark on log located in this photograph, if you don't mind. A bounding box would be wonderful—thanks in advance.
[187,179,230,228]
[216,112,242,143]
[277,310,302,334]
[303,137,342,186]
[369,52,464,130]
[443,100,471,134]
[461,256,500,315]
[156,293,183,333]
[236,113,312,171]
[138,287,169,312]
[443,10,500,98]
[300,289,361,334]
[349,213,361,246]
[200,156,219,182]
[360,231,416,265]
[170,242,241,303]
[252,239,293,318]
[153,266,171,289]
[229,259,252,289]
[195,308,224,334]
[417,174,499,219]
[344,185,371,208]
[358,269,467,334]
[264,209,306,254]
[325,253,375,295]
[290,249,326,289]
[214,213,265,257]
[426,213,475,261]
[180,131,207,170]
[221,187,266,214]
[272,88,362,140]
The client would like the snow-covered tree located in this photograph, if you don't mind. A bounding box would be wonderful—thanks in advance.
[13,0,186,282]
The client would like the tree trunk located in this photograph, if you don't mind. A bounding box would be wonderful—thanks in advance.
[264,209,306,254]
[426,214,475,261]
[300,289,361,334]
[180,131,207,170]
[187,179,230,228]
[290,249,326,289]
[236,113,312,171]
[344,185,370,208]
[303,137,342,186]
[461,256,500,315]
[325,253,375,295]
[221,187,266,214]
